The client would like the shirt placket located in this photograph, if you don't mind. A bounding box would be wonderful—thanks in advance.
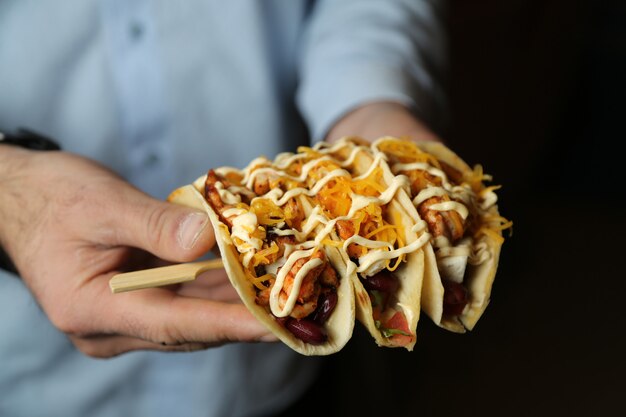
[99,0,176,198]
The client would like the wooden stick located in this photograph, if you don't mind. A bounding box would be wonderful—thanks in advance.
[109,259,224,293]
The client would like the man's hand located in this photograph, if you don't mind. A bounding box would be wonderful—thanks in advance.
[326,101,440,143]
[0,147,275,358]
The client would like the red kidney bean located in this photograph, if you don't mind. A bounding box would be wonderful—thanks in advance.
[312,291,338,325]
[274,316,289,326]
[360,271,399,294]
[442,279,468,316]
[285,318,327,345]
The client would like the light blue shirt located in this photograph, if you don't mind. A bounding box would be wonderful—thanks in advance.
[0,1,445,416]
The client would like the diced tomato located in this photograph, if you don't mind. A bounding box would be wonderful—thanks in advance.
[382,311,414,347]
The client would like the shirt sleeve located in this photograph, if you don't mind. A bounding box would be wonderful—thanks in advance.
[296,0,447,141]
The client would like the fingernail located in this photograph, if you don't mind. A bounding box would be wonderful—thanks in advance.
[178,212,209,250]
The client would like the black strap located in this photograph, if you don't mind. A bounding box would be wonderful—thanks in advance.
[0,247,16,274]
[0,128,61,151]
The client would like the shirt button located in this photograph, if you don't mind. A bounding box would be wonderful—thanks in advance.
[129,21,144,41]
[145,152,160,167]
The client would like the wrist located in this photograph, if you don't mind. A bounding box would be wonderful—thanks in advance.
[325,101,440,144]
[0,146,37,273]
[0,129,61,175]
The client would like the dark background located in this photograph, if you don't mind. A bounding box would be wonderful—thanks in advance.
[283,1,625,416]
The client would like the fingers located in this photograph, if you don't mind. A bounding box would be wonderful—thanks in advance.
[75,273,277,347]
[62,276,277,357]
[100,186,216,263]
[70,334,214,358]
[113,290,277,345]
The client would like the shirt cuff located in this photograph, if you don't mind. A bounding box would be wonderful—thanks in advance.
[297,61,432,142]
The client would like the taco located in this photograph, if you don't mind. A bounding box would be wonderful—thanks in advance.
[371,137,512,332]
[167,165,355,356]
[277,138,431,350]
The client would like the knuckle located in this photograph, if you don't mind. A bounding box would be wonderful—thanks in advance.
[121,301,186,346]
[159,323,187,346]
[142,320,185,346]
[145,205,171,253]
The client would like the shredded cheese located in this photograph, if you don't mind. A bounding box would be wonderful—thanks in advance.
[476,227,505,245]
[244,268,272,290]
[374,137,441,168]
[251,198,284,226]
[252,241,279,267]
[386,255,404,272]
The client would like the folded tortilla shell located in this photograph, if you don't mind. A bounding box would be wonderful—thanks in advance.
[168,180,355,356]
[317,138,427,350]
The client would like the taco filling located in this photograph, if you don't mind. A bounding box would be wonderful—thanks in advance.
[295,140,430,347]
[230,140,427,348]
[373,137,512,326]
[203,168,340,345]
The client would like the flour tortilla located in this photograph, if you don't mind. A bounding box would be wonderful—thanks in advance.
[408,141,504,333]
[320,138,427,350]
[167,180,355,356]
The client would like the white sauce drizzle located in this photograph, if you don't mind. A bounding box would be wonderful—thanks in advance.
[479,188,499,210]
[391,162,472,220]
[269,248,323,317]
[374,139,497,278]
[245,156,333,189]
[393,162,447,181]
[413,186,448,206]
[350,231,432,277]
[428,201,469,220]
[252,168,351,208]
[228,210,263,268]
[215,182,242,205]
[411,219,428,234]
[214,166,242,177]
[212,138,435,319]
[245,143,374,193]
[469,238,491,265]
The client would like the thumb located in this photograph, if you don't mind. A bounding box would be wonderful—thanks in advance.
[108,190,216,262]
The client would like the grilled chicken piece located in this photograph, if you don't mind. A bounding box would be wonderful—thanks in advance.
[335,219,363,259]
[204,170,235,227]
[418,196,465,242]
[284,198,305,229]
[278,249,326,319]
